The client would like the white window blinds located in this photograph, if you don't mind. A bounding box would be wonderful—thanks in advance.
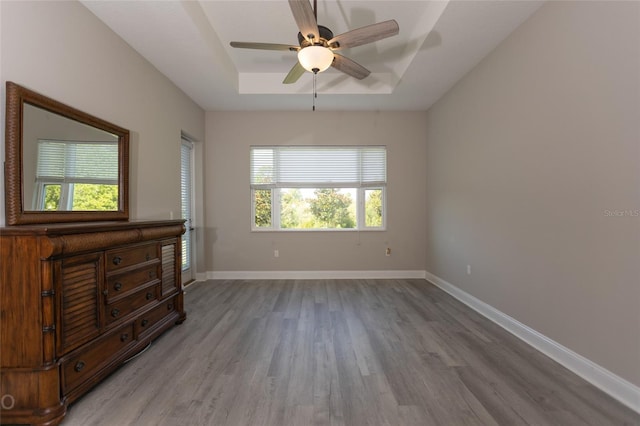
[251,146,386,188]
[36,140,118,184]
[180,141,193,271]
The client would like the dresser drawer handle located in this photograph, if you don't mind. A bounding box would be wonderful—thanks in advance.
[112,256,122,265]
[114,282,123,291]
[148,271,154,279]
[146,292,154,300]
[120,333,129,342]
[141,319,149,327]
[111,308,120,318]
[146,253,151,261]
[167,303,173,311]
[74,361,85,372]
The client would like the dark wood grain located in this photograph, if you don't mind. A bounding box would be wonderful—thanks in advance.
[62,279,639,426]
[0,221,185,426]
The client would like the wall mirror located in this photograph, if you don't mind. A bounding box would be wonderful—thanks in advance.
[4,81,129,225]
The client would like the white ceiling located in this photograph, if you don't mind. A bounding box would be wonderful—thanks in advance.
[81,1,544,112]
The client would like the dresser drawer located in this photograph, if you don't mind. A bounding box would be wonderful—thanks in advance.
[106,243,158,272]
[62,323,134,394]
[105,264,160,302]
[105,286,159,325]
[136,298,177,338]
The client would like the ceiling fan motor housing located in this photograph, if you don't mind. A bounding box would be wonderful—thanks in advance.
[298,25,335,47]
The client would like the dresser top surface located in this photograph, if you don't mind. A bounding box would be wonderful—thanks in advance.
[0,219,185,236]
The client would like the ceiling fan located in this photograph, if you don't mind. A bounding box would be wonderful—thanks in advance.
[230,0,399,84]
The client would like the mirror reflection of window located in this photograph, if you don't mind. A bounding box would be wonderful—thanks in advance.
[34,139,119,211]
[23,102,121,213]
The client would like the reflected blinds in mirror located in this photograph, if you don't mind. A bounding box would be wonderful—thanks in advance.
[36,140,119,184]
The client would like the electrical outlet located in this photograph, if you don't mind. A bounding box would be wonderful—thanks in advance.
[274,249,279,258]
[385,247,391,256]
[466,264,471,275]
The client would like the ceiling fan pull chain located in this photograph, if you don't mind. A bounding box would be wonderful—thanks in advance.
[313,72,317,111]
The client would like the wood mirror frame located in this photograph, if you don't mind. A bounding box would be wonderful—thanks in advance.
[4,81,129,225]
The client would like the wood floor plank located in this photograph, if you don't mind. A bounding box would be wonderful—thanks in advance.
[325,279,344,313]
[62,279,640,426]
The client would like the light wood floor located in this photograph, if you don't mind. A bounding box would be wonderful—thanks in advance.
[63,279,639,425]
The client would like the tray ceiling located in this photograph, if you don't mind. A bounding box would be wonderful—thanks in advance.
[82,1,543,111]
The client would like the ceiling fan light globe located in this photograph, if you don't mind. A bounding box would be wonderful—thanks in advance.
[298,46,334,73]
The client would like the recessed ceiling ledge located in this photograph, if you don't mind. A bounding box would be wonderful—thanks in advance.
[238,73,396,95]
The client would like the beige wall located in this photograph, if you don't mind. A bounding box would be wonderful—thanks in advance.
[1,1,205,226]
[205,111,427,273]
[424,1,640,386]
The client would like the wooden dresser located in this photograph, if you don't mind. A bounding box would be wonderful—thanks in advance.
[0,220,186,426]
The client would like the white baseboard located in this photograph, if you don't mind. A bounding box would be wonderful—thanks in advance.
[424,271,640,415]
[206,270,427,280]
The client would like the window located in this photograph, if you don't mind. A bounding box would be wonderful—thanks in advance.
[250,146,386,231]
[35,139,119,211]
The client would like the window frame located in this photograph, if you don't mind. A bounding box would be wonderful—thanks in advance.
[35,182,71,211]
[250,146,387,232]
[359,187,387,230]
